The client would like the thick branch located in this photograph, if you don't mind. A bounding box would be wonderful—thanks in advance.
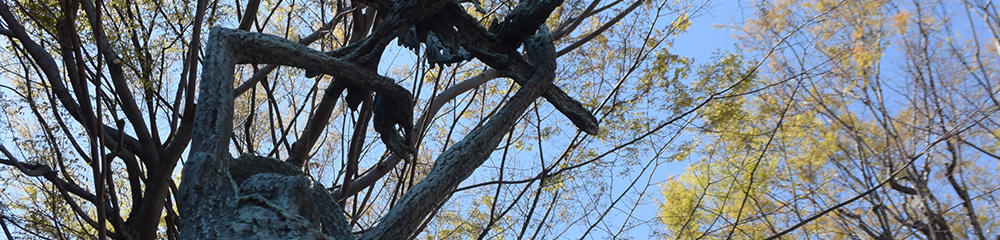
[182,27,412,239]
[178,27,241,239]
[332,0,601,199]
[341,0,597,134]
[427,2,599,134]
[234,12,352,96]
[359,28,558,239]
[0,1,87,131]
[332,69,503,199]
[217,28,413,106]
[81,0,158,161]
[490,0,563,50]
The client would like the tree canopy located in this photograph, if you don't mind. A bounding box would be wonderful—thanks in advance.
[659,0,1000,239]
[1,0,697,238]
[1,0,997,239]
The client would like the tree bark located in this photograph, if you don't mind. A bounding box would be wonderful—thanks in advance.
[179,1,592,238]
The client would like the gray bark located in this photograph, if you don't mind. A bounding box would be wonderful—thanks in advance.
[178,28,355,240]
[358,25,559,240]
[179,0,592,238]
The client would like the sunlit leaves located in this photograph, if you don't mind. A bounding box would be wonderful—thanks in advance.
[639,49,692,115]
[0,0,751,238]
[891,10,911,35]
[14,0,60,34]
[660,0,1000,239]
[670,12,690,32]
[693,51,754,128]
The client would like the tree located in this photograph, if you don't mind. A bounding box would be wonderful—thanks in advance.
[659,0,1000,239]
[1,0,701,238]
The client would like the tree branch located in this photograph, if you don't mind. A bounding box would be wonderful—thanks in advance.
[359,26,558,239]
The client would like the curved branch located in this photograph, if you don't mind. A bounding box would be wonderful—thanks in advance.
[359,27,558,239]
[0,147,127,236]
[332,69,502,199]
[332,0,613,199]
[81,0,157,161]
[233,9,354,96]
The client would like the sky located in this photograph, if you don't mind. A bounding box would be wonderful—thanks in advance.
[673,1,744,60]
[6,0,999,238]
[646,1,742,185]
[0,1,747,238]
[580,1,744,238]
[371,2,746,237]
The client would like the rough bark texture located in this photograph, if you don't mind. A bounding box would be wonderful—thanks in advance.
[357,26,559,240]
[180,0,593,238]
[178,28,352,240]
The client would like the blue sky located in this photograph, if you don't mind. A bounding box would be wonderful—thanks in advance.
[673,1,742,60]
[364,1,747,238]
[0,1,746,238]
[581,1,743,238]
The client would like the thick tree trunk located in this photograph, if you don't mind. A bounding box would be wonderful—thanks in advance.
[178,28,356,239]
[178,1,592,238]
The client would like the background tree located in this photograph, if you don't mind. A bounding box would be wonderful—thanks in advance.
[659,0,1000,239]
[0,0,705,238]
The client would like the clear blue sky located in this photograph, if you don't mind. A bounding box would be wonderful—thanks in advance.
[673,1,743,60]
[587,1,743,238]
